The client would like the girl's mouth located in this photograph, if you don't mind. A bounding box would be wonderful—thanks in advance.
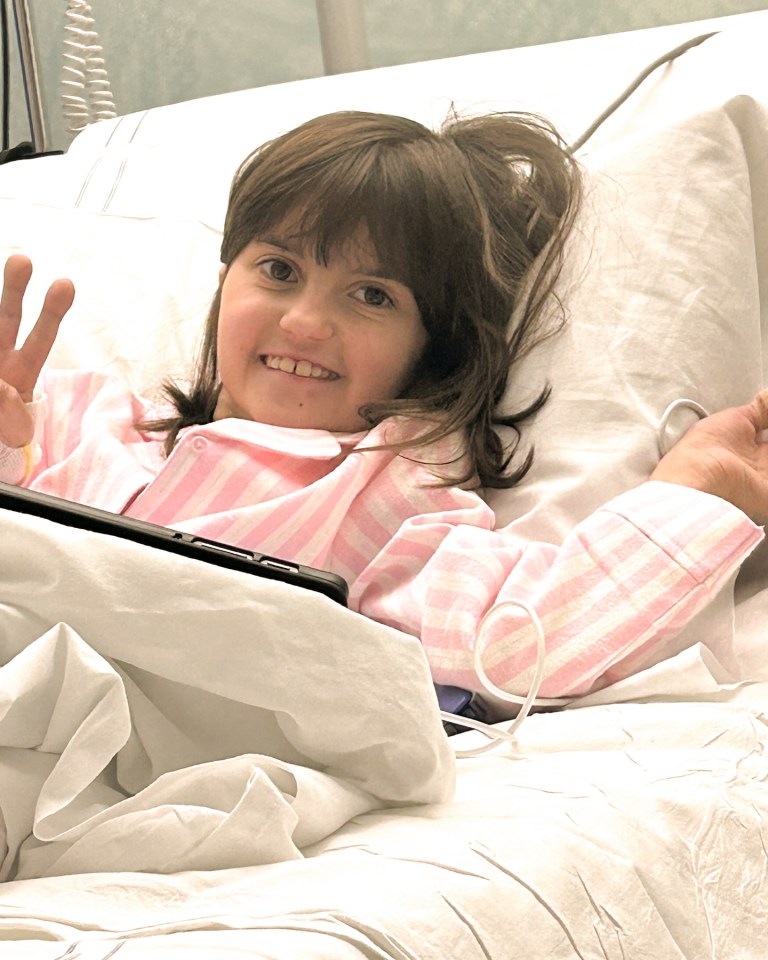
[261,355,339,381]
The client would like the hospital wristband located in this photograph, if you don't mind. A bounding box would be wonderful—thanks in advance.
[0,441,40,484]
[22,442,39,481]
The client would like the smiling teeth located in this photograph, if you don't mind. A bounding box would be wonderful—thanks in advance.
[264,355,337,380]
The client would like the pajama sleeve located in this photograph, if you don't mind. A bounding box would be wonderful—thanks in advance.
[0,369,164,507]
[0,399,44,484]
[351,479,763,701]
[0,443,29,484]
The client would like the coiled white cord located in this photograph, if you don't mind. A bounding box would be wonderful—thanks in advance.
[61,0,116,137]
[439,599,572,758]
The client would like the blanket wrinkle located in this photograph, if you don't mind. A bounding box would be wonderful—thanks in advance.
[17,761,305,879]
[348,845,490,880]
[0,625,131,845]
[0,623,129,754]
[0,747,57,883]
[438,894,494,960]
[573,868,626,949]
[108,660,223,795]
[469,842,590,960]
[105,659,319,795]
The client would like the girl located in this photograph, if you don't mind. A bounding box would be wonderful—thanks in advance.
[0,110,765,712]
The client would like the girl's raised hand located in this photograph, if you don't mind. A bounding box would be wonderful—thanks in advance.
[651,391,768,523]
[0,254,75,448]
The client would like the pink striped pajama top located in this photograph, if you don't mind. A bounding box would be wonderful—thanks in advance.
[2,369,762,702]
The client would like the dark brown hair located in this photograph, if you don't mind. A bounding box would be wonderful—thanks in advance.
[144,109,581,488]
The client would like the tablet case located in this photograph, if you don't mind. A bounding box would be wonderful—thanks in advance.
[0,481,348,605]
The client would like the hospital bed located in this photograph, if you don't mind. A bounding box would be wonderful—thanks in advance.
[1,9,768,957]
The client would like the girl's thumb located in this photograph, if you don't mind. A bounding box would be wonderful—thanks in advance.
[751,389,768,431]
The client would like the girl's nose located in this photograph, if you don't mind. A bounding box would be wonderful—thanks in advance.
[278,291,334,340]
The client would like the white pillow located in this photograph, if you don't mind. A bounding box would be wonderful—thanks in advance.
[486,92,768,679]
[489,97,767,532]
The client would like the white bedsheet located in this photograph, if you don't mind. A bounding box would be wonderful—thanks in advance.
[1,694,767,957]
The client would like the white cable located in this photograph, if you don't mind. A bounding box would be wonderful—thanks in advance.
[657,398,709,457]
[440,599,572,759]
[62,0,116,137]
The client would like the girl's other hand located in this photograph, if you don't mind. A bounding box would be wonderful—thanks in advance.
[651,391,768,523]
[0,255,74,447]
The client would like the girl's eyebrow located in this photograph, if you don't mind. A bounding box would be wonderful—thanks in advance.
[259,235,294,251]
[356,266,398,281]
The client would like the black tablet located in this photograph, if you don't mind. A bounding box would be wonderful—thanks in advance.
[0,480,349,605]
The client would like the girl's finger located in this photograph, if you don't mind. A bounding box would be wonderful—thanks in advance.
[0,255,33,350]
[18,278,75,379]
[0,378,34,447]
[750,389,768,433]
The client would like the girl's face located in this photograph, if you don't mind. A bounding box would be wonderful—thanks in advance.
[213,230,428,432]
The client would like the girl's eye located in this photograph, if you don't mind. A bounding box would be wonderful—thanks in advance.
[260,258,295,282]
[355,285,394,308]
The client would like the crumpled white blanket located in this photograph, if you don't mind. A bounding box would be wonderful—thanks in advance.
[1,693,767,957]
[0,510,455,880]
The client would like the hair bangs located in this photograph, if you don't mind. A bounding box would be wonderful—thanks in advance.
[279,148,441,300]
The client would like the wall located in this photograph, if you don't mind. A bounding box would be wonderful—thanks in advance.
[4,0,768,152]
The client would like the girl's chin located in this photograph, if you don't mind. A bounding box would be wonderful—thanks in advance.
[213,398,366,433]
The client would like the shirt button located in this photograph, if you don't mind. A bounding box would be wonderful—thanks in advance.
[191,436,208,452]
